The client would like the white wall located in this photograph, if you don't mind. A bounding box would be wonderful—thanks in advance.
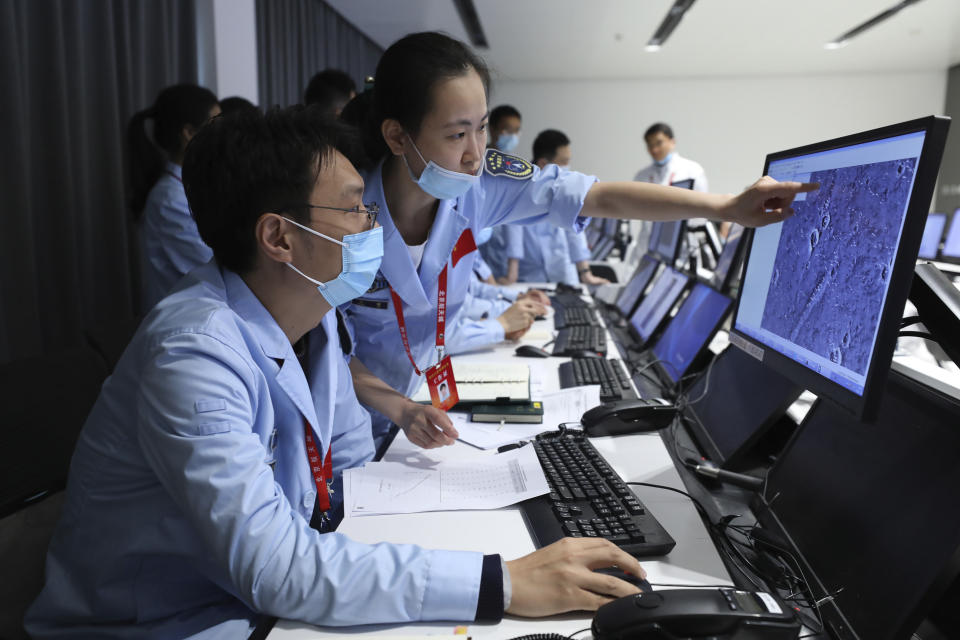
[492,71,947,194]
[195,0,259,104]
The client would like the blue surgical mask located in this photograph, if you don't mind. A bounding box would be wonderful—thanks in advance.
[402,135,483,201]
[284,218,384,307]
[496,132,520,153]
[654,152,674,167]
[476,227,493,245]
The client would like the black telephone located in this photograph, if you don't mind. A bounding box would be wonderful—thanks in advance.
[580,398,678,436]
[592,588,800,640]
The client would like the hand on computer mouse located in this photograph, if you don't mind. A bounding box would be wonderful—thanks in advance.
[505,538,645,617]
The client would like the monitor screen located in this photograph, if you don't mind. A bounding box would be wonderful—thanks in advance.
[670,178,694,190]
[731,116,949,418]
[757,369,960,640]
[711,224,746,291]
[616,255,659,317]
[647,222,663,254]
[653,220,685,264]
[684,345,801,469]
[650,283,732,383]
[629,267,689,344]
[918,213,946,259]
[941,209,960,260]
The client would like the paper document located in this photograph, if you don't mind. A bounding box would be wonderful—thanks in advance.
[453,385,602,450]
[344,445,549,516]
[412,361,530,404]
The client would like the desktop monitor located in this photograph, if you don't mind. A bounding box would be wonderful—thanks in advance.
[590,235,616,261]
[755,369,960,640]
[939,208,960,264]
[918,212,946,259]
[730,115,950,419]
[652,220,685,265]
[647,221,663,254]
[683,345,802,470]
[711,224,749,293]
[649,282,732,385]
[669,178,695,190]
[628,266,690,345]
[585,218,605,248]
[615,255,660,317]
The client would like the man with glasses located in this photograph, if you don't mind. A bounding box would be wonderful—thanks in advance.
[26,107,644,637]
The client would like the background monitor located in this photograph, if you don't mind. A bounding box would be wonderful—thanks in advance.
[629,267,690,345]
[730,116,949,419]
[711,224,749,293]
[615,255,660,317]
[939,208,960,264]
[670,178,695,190]
[650,282,732,385]
[755,369,960,640]
[683,345,802,469]
[918,212,947,259]
[652,220,685,265]
[647,221,663,254]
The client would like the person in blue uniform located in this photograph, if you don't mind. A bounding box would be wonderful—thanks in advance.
[26,106,647,637]
[341,32,816,449]
[481,128,609,287]
[128,84,221,310]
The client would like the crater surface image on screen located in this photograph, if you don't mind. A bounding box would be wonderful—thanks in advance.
[759,158,916,378]
[651,284,731,382]
[629,268,688,342]
[616,258,657,315]
[918,213,946,259]
[942,210,960,258]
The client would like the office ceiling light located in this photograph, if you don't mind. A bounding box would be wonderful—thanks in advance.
[452,0,488,48]
[646,0,697,51]
[824,0,924,49]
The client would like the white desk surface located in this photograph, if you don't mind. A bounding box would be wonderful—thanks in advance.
[270,300,733,638]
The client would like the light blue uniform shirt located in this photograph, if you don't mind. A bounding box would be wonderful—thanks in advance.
[344,151,595,443]
[481,222,590,286]
[140,162,214,310]
[26,262,484,638]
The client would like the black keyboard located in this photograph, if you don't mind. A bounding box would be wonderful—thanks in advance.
[555,307,599,329]
[550,291,590,315]
[553,325,607,356]
[558,358,640,402]
[519,430,676,556]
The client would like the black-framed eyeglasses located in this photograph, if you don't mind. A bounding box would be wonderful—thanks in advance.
[280,202,379,229]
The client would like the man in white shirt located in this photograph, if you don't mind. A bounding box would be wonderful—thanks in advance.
[634,123,709,236]
[633,122,708,191]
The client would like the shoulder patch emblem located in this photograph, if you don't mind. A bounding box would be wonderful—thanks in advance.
[485,149,533,180]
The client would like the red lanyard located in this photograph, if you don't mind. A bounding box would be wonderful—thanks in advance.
[389,264,448,376]
[165,170,182,184]
[303,418,333,512]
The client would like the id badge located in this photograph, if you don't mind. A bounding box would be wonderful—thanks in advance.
[426,355,459,411]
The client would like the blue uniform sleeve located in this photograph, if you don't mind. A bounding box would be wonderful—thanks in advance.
[473,157,597,233]
[136,326,485,625]
[565,228,592,263]
[505,225,526,260]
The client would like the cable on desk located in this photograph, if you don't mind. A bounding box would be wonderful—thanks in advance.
[507,628,591,640]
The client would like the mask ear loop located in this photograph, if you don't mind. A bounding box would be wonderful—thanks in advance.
[286,262,327,290]
[282,216,347,291]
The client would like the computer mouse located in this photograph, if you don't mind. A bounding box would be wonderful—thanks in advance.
[581,398,678,436]
[594,567,653,592]
[569,350,604,359]
[515,344,551,358]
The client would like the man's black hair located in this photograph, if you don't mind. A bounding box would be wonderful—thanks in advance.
[532,129,570,163]
[219,96,259,115]
[644,122,674,141]
[489,104,521,128]
[182,105,363,274]
[304,69,357,114]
